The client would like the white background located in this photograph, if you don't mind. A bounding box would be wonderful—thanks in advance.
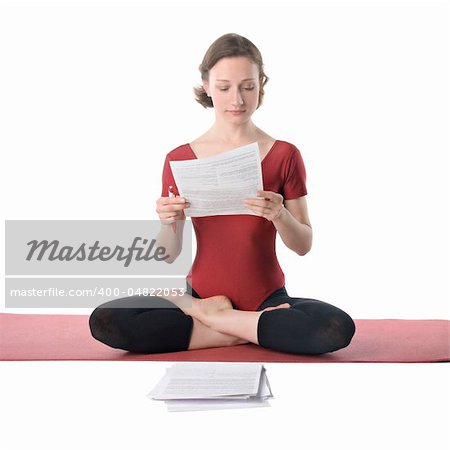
[0,361,449,450]
[1,0,449,318]
[0,1,449,449]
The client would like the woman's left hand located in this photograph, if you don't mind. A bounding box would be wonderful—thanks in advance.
[244,190,285,221]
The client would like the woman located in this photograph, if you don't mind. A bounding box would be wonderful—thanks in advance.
[89,33,356,355]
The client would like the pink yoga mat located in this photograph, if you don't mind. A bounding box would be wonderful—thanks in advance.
[0,313,449,362]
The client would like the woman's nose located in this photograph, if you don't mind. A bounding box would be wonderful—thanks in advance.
[231,89,244,106]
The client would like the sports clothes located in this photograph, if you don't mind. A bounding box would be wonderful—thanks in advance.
[89,284,356,355]
[161,140,308,311]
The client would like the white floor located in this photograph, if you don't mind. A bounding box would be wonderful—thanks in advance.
[1,362,449,450]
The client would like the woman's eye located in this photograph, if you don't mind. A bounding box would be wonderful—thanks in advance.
[217,86,254,92]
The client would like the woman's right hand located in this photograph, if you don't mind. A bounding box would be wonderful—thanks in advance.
[155,196,190,225]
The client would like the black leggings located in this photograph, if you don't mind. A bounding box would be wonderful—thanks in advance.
[89,285,356,356]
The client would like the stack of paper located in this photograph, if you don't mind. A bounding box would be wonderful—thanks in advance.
[148,362,273,412]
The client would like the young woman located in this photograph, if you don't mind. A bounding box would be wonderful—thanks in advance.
[89,33,356,355]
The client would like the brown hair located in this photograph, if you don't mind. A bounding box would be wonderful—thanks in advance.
[193,33,269,109]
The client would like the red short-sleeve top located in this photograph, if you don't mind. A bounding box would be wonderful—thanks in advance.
[160,139,307,311]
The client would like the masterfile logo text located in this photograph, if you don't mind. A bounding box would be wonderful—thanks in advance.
[5,220,192,308]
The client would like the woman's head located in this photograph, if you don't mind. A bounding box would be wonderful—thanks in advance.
[194,33,269,110]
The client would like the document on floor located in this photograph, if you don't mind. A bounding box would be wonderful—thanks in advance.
[169,142,263,217]
[148,362,273,412]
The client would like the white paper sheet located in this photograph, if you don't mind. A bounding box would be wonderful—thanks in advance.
[148,363,273,412]
[169,142,263,217]
[149,362,263,400]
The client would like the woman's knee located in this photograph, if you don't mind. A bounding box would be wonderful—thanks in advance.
[290,299,356,353]
[89,295,175,349]
[89,305,130,350]
[89,296,194,353]
[323,311,356,352]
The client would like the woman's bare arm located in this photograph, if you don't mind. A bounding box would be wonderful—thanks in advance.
[273,196,313,256]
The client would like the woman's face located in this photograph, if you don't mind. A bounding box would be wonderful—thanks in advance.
[204,56,260,124]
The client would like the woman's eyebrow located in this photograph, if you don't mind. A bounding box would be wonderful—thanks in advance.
[215,78,256,82]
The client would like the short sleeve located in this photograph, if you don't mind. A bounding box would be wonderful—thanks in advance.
[160,154,179,198]
[282,146,308,200]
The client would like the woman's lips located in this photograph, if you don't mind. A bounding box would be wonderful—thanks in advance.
[228,110,245,115]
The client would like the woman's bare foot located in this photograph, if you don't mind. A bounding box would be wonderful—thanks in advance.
[260,302,291,313]
[161,292,233,324]
[190,295,233,325]
[193,298,291,328]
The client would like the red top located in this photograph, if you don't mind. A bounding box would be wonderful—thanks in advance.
[161,140,308,311]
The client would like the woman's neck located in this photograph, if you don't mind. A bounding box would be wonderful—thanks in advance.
[207,120,260,145]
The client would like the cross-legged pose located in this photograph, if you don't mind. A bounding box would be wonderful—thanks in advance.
[89,33,356,355]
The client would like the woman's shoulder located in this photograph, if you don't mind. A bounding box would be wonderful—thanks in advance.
[274,139,303,157]
[165,143,192,161]
[275,139,300,148]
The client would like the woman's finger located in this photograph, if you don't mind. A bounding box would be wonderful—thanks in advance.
[166,203,190,212]
[256,190,283,202]
[156,196,187,206]
[247,204,272,215]
[157,202,190,214]
[245,198,277,212]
